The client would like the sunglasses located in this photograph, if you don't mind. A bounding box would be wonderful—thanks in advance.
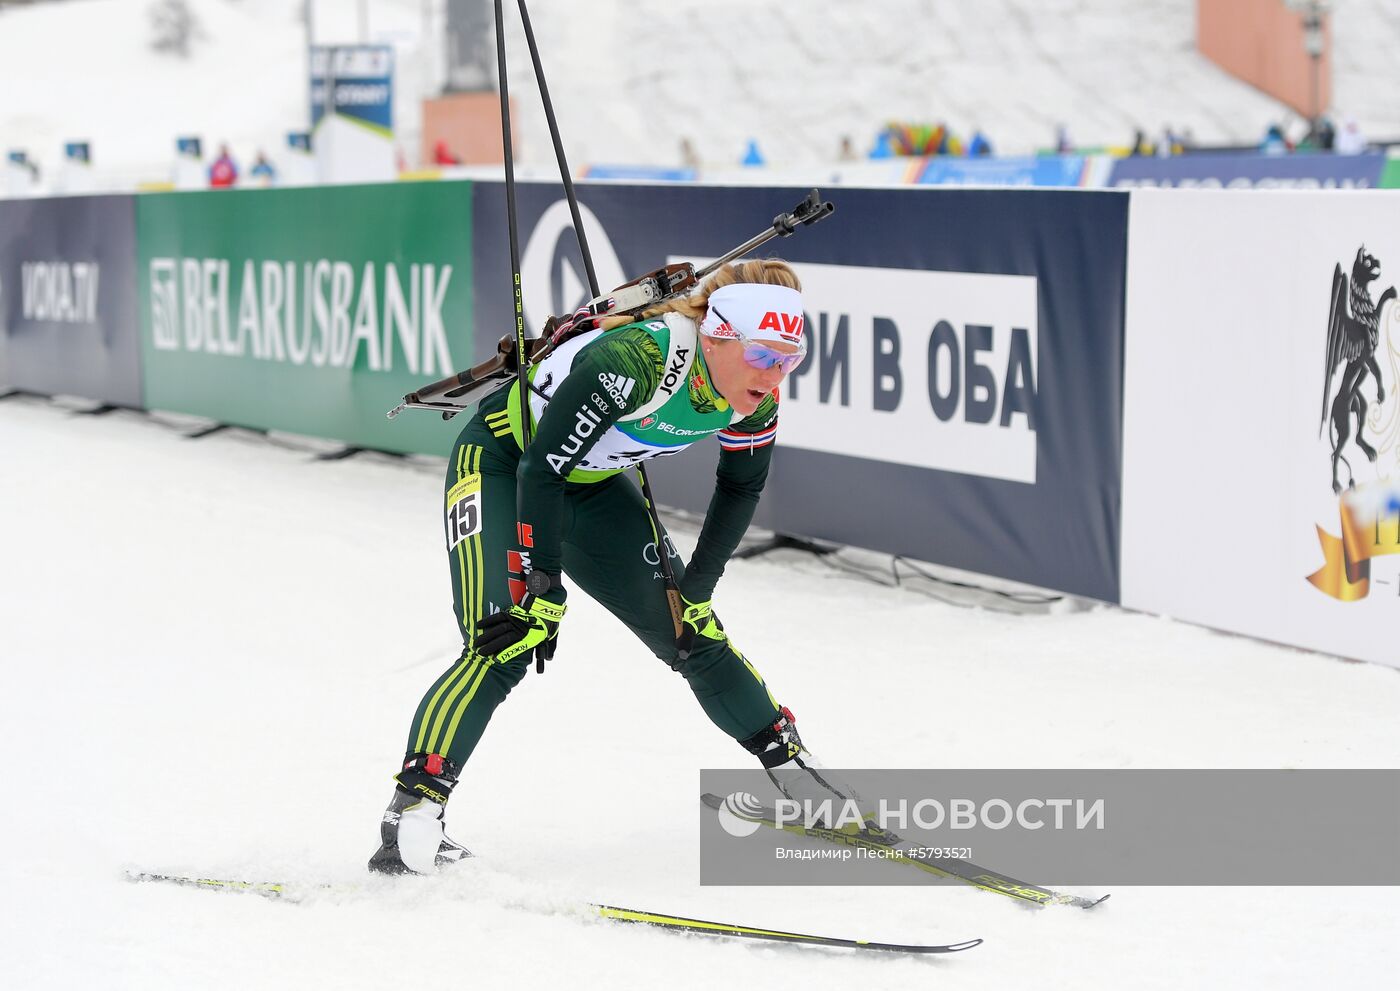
[711,307,808,374]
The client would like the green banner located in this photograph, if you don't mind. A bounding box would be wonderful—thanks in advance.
[138,182,473,455]
[1381,157,1400,189]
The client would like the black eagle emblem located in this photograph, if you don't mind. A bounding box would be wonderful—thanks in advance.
[1321,246,1394,493]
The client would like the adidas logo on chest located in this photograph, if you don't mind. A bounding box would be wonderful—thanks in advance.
[597,372,636,408]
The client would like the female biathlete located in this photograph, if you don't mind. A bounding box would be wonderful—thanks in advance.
[370,259,845,874]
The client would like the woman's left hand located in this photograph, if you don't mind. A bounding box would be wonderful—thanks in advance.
[676,594,726,661]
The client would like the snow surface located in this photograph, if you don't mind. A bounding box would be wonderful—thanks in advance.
[2,0,1399,189]
[4,394,1400,989]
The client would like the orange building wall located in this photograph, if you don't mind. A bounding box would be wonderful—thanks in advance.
[1197,0,1331,118]
[421,92,516,166]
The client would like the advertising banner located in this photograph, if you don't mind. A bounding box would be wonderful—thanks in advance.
[1380,157,1400,190]
[1109,152,1385,189]
[912,155,1099,187]
[310,45,395,184]
[310,46,393,133]
[137,182,474,455]
[5,150,41,197]
[0,195,141,406]
[471,183,1128,601]
[1121,189,1400,667]
[581,165,698,182]
[58,140,96,194]
[173,136,205,190]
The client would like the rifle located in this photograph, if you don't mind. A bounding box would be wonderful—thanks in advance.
[384,188,834,422]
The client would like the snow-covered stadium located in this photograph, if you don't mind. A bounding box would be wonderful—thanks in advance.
[4,2,1400,988]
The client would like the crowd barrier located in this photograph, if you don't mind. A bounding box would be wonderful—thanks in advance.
[909,155,1108,187]
[1382,158,1400,189]
[0,195,141,406]
[471,182,1127,603]
[137,183,473,455]
[1121,188,1400,668]
[581,151,1397,191]
[3,179,1396,667]
[1109,151,1387,189]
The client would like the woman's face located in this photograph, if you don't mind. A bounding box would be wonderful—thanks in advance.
[702,337,801,416]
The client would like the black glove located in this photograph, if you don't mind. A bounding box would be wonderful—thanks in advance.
[474,594,565,667]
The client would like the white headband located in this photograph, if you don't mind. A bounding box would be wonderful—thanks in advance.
[699,283,806,345]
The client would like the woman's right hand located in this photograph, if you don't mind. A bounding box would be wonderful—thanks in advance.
[475,595,566,666]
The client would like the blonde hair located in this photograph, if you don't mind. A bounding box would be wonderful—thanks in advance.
[599,258,801,330]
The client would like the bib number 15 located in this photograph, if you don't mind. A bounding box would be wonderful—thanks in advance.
[446,473,483,551]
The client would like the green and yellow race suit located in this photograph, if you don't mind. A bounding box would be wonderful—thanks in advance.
[402,314,785,770]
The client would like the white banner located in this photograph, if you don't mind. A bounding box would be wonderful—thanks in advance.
[1121,189,1400,667]
[676,259,1039,483]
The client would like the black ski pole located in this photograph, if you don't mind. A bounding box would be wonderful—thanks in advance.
[494,0,531,445]
[516,0,598,299]
[514,0,687,641]
[495,0,549,674]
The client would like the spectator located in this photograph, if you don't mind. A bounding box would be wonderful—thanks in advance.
[1260,124,1288,156]
[680,137,701,170]
[249,150,276,185]
[1334,117,1366,155]
[432,139,463,166]
[1283,115,1310,150]
[837,135,858,162]
[208,143,238,187]
[1316,116,1336,151]
[934,122,955,156]
[1156,125,1177,157]
[967,130,993,157]
[1130,129,1150,156]
[1054,123,1072,155]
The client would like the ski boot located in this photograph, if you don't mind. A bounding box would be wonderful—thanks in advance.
[367,752,472,875]
[741,706,896,842]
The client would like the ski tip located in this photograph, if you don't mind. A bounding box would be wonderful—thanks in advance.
[944,937,983,952]
[882,936,982,954]
[1048,890,1111,910]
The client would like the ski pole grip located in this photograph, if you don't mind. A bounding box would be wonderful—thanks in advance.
[666,587,685,640]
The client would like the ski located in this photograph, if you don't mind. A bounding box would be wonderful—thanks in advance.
[701,793,1108,910]
[592,905,980,954]
[127,870,347,899]
[124,870,981,955]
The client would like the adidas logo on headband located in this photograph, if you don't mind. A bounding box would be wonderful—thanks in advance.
[700,283,805,345]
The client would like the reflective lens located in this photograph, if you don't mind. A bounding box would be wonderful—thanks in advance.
[711,304,808,374]
[741,342,806,374]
